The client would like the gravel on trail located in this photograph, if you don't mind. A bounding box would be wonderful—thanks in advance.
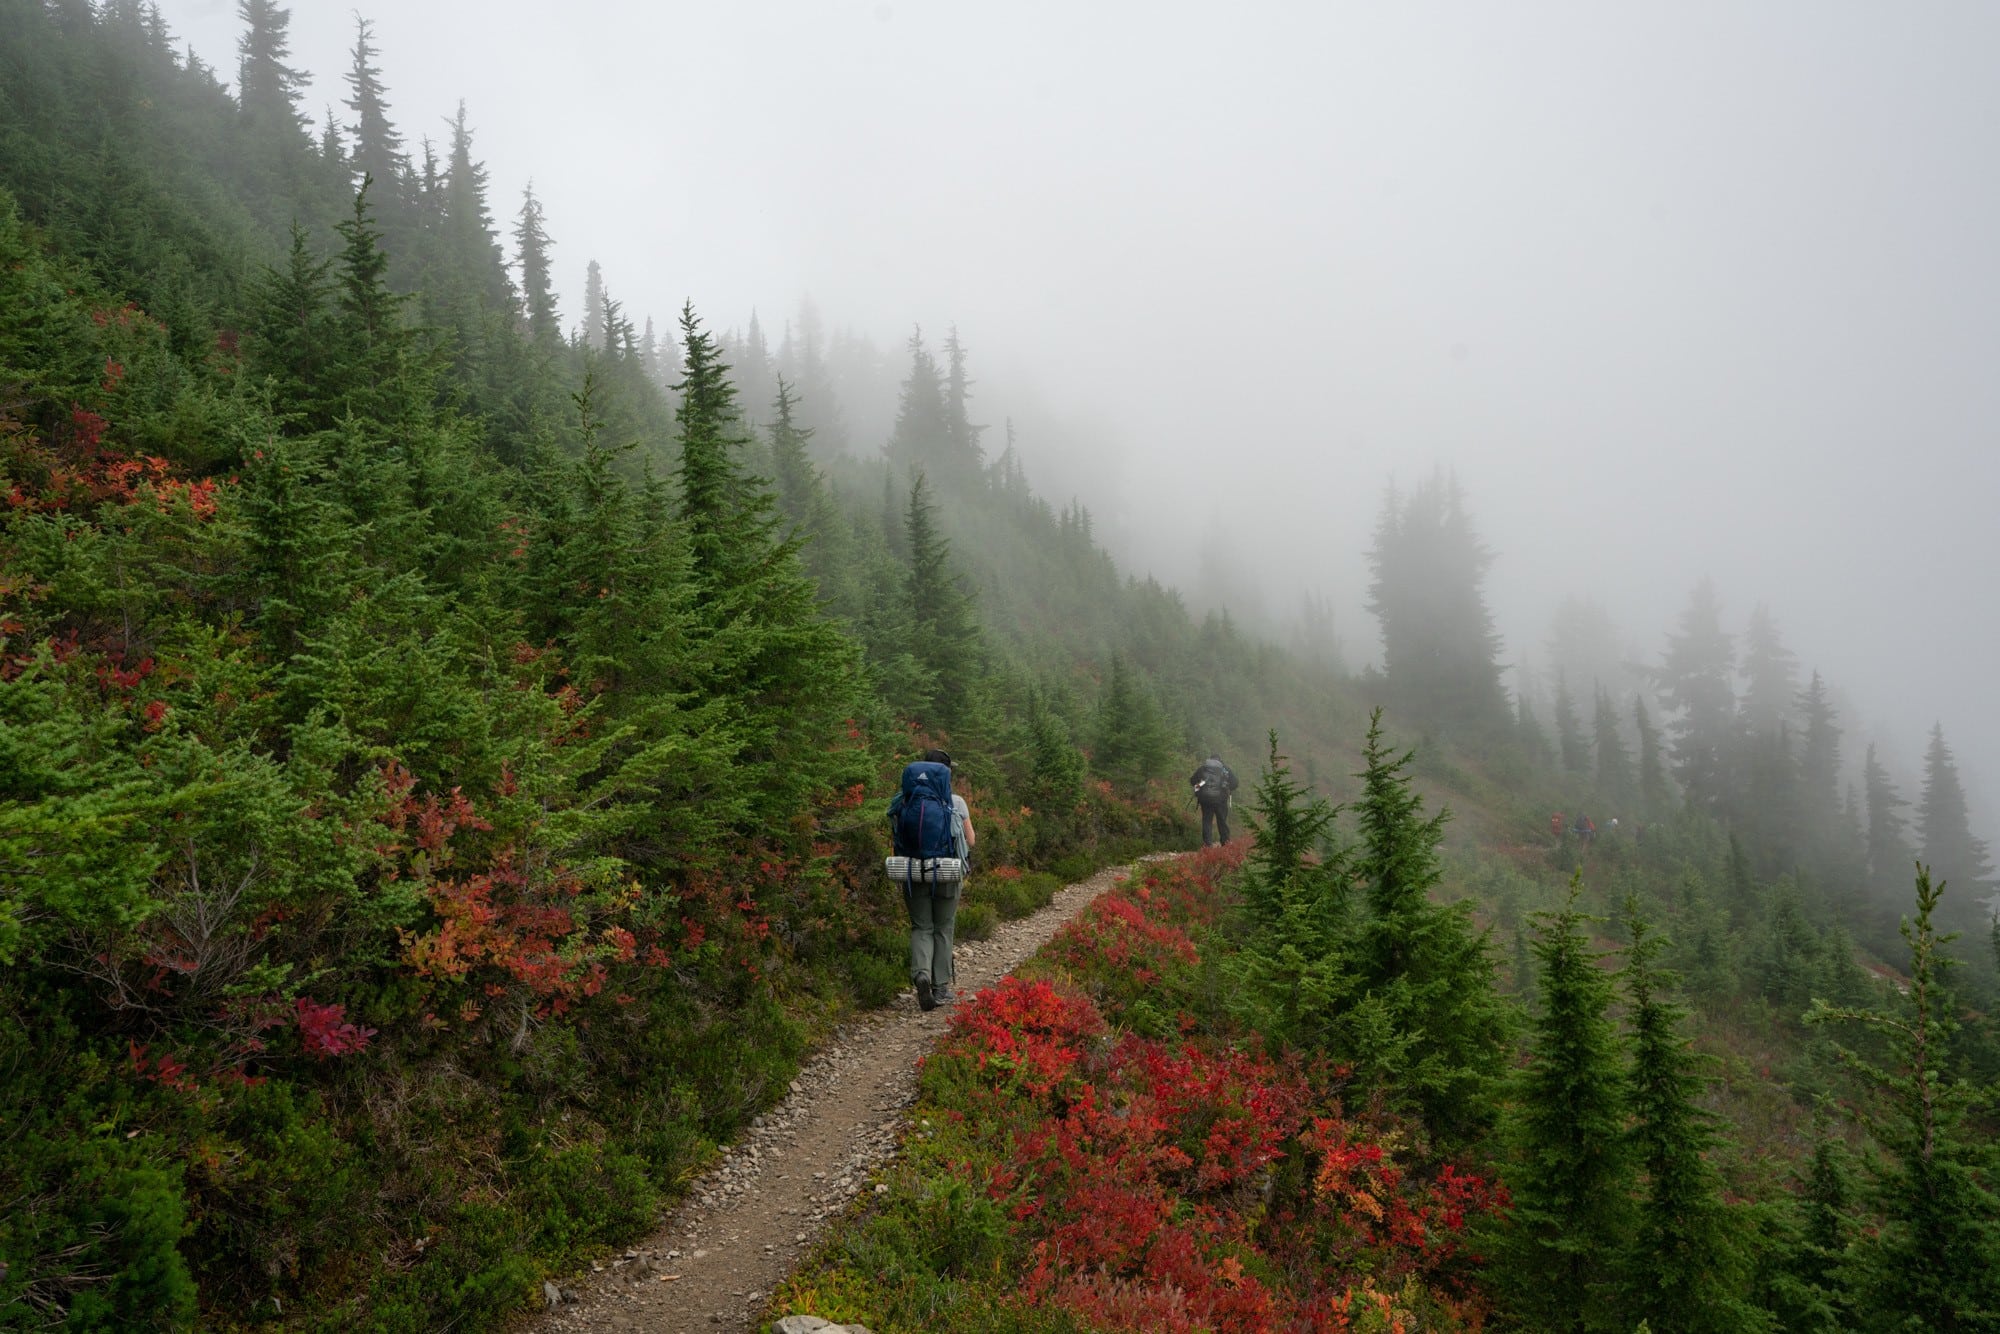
[520,858,1163,1334]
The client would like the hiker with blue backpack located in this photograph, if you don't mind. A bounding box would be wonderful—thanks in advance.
[886,748,976,1012]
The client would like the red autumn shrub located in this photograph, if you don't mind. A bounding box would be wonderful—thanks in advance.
[293,998,375,1059]
[939,975,1106,1099]
[907,845,1507,1332]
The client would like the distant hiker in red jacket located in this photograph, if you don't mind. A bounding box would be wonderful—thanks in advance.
[1550,812,1566,841]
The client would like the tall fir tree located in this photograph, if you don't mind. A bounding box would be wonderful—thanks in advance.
[1739,603,1800,738]
[1365,470,1508,736]
[1227,730,1352,1052]
[437,101,512,310]
[1795,672,1843,847]
[1864,744,1914,893]
[902,471,980,729]
[1089,654,1173,789]
[1023,684,1086,825]
[672,303,755,587]
[235,0,304,135]
[1516,690,1553,766]
[1554,670,1590,777]
[1807,866,2000,1329]
[1659,578,1738,819]
[1497,878,1634,1333]
[1917,724,1999,938]
[767,376,818,529]
[1757,1105,1855,1332]
[512,183,559,342]
[1635,694,1669,810]
[1350,708,1510,1140]
[328,179,414,426]
[1594,684,1633,807]
[1621,903,1766,1333]
[886,327,949,480]
[341,16,408,225]
[245,223,338,431]
[941,325,987,480]
[668,304,867,821]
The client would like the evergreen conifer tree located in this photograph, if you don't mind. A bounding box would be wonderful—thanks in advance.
[341,16,408,224]
[1365,470,1508,736]
[1554,670,1589,776]
[1806,866,2000,1329]
[1863,744,1913,893]
[1635,694,1669,810]
[767,377,818,529]
[1660,578,1738,818]
[1621,902,1765,1333]
[887,328,949,481]
[1739,603,1800,738]
[1089,654,1172,788]
[513,183,559,341]
[1023,685,1086,826]
[328,179,416,426]
[941,325,987,480]
[1759,1108,1855,1332]
[1917,724,1999,938]
[1350,708,1510,1139]
[1796,672,1842,847]
[235,0,304,135]
[1226,731,1352,1052]
[1742,721,1803,875]
[1594,684,1633,806]
[438,102,512,310]
[246,223,338,430]
[902,471,981,729]
[1497,878,1633,1332]
[668,305,868,820]
[1516,691,1553,766]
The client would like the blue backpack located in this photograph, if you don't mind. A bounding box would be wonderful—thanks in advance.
[889,761,956,860]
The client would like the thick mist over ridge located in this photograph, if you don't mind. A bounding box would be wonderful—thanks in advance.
[154,0,2000,840]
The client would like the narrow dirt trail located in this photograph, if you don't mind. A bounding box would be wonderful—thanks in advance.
[524,859,1161,1334]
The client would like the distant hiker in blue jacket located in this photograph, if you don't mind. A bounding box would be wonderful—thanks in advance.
[1190,754,1239,847]
[891,748,975,1012]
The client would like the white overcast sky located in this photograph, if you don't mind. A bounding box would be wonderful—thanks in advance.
[155,0,2000,838]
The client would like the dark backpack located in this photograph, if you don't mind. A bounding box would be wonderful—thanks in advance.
[1196,760,1235,802]
[889,761,956,860]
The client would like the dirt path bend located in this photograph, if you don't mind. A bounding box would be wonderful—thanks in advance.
[526,859,1163,1334]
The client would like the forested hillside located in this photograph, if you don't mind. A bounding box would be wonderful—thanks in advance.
[2,4,1996,1331]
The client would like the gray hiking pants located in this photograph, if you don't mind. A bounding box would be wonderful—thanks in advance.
[905,882,958,988]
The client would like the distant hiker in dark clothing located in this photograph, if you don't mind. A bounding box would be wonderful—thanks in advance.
[1189,754,1239,847]
[1576,812,1597,847]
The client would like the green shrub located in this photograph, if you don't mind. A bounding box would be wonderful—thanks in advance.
[521,1143,657,1259]
[58,1162,198,1333]
[979,871,1062,921]
[850,949,908,1008]
[956,900,998,941]
[849,920,910,1007]
[1050,852,1097,884]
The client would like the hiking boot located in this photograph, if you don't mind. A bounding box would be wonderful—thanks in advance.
[931,986,953,1007]
[915,974,935,1012]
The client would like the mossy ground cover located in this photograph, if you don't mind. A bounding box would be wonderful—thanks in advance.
[769,845,1508,1333]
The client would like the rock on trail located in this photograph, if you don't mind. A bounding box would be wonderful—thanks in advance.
[522,859,1163,1334]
